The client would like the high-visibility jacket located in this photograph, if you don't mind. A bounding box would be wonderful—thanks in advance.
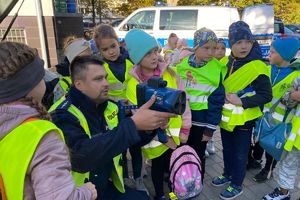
[126,70,182,159]
[220,56,229,65]
[0,119,64,200]
[176,57,227,110]
[58,76,72,93]
[264,67,300,123]
[219,57,270,132]
[49,98,125,193]
[104,59,133,102]
[285,106,300,151]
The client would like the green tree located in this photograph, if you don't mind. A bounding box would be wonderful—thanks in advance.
[177,0,300,24]
[116,0,156,17]
[271,0,300,24]
[80,0,110,24]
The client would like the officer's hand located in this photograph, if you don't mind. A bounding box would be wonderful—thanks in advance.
[84,182,97,200]
[131,95,177,131]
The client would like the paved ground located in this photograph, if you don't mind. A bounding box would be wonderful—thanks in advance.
[127,129,300,200]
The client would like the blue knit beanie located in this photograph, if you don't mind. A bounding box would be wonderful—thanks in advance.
[273,38,300,62]
[228,21,254,47]
[125,29,158,64]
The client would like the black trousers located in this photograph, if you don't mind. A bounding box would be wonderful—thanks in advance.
[151,149,172,198]
[252,141,277,171]
[187,125,208,182]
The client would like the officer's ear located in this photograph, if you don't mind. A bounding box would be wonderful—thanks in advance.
[74,79,84,91]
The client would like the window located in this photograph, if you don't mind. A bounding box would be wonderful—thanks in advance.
[0,28,27,43]
[121,10,155,31]
[274,19,284,34]
[160,10,197,30]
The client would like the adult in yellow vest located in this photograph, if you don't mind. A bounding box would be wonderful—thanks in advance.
[125,29,192,200]
[249,38,300,186]
[264,52,300,200]
[93,24,148,193]
[176,28,227,183]
[211,21,273,200]
[50,56,176,200]
[0,42,97,200]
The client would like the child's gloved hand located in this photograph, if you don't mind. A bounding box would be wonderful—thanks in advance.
[281,89,298,108]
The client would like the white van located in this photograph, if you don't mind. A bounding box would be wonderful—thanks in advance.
[115,4,274,58]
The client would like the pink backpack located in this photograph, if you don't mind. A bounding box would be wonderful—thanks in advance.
[169,145,203,199]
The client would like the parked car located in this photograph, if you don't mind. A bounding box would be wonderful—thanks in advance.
[286,24,300,34]
[110,19,124,27]
[284,26,300,41]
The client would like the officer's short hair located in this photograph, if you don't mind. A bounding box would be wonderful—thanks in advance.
[70,55,104,82]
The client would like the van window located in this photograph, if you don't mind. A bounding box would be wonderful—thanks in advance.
[159,10,197,30]
[274,20,284,34]
[121,10,155,31]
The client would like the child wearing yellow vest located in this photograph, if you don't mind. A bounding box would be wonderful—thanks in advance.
[249,38,300,186]
[214,38,227,61]
[93,24,148,193]
[205,38,228,157]
[0,42,97,200]
[176,28,227,182]
[52,36,92,103]
[211,21,273,200]
[125,29,192,200]
[263,56,300,200]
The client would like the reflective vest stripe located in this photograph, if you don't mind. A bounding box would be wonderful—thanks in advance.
[189,95,208,103]
[222,116,230,122]
[142,128,180,148]
[272,112,284,122]
[182,80,216,92]
[109,82,126,90]
[295,109,300,118]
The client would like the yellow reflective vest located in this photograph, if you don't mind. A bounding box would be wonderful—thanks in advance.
[59,76,72,93]
[126,70,182,159]
[285,106,300,151]
[49,98,125,193]
[104,59,133,102]
[176,57,227,110]
[0,119,64,200]
[264,67,300,123]
[219,57,270,132]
